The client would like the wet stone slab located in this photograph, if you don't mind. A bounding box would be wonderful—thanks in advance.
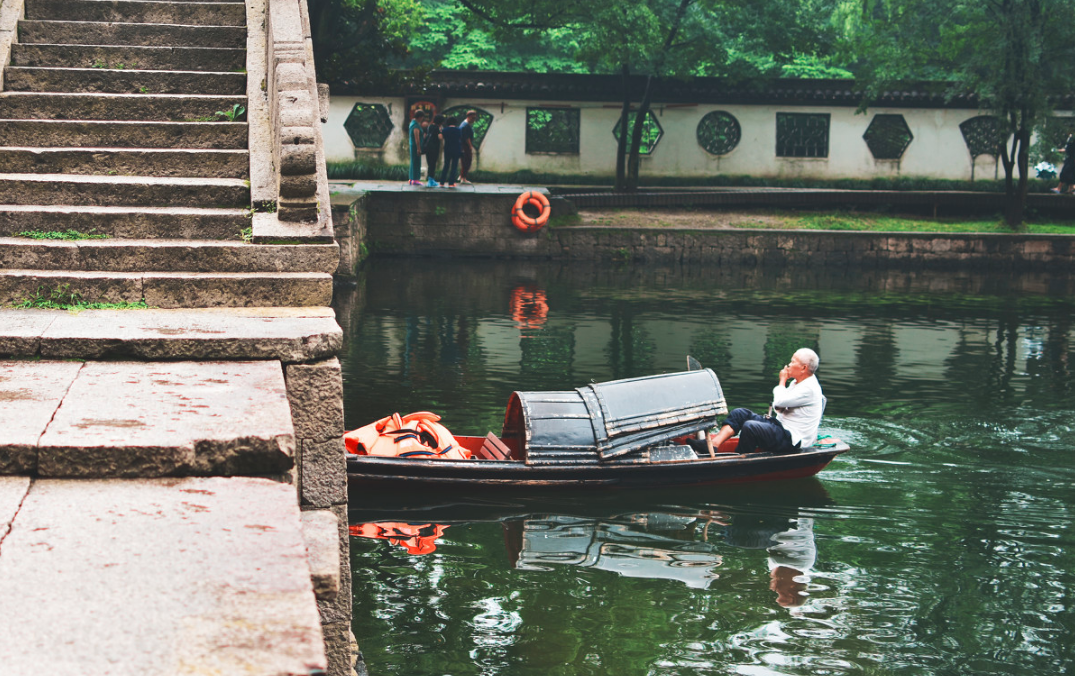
[0,307,342,362]
[37,360,295,477]
[0,477,326,675]
[0,361,82,473]
[0,476,31,532]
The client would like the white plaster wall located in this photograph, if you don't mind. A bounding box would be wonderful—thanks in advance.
[326,94,1071,180]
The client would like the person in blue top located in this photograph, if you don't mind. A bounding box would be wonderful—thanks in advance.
[439,116,463,187]
[407,110,425,186]
[458,110,478,184]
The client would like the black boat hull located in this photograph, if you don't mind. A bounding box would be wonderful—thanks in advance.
[347,445,849,490]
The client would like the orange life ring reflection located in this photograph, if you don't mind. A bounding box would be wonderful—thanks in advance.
[349,522,449,555]
[510,286,549,330]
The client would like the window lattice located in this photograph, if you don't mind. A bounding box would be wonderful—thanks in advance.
[612,110,663,154]
[776,113,830,158]
[343,103,394,149]
[526,107,580,154]
[697,111,741,155]
[959,116,1005,159]
[442,106,494,149]
[863,114,913,160]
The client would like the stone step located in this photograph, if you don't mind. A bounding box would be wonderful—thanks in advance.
[0,361,294,476]
[10,44,246,72]
[0,477,326,672]
[25,0,246,27]
[0,238,339,274]
[0,148,249,179]
[0,120,247,149]
[0,269,333,307]
[4,67,246,95]
[18,20,247,48]
[0,92,247,122]
[0,205,249,240]
[0,307,341,361]
[0,173,249,208]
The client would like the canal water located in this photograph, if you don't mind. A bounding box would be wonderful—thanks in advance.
[335,258,1075,676]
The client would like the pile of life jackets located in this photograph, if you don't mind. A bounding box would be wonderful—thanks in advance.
[344,411,471,460]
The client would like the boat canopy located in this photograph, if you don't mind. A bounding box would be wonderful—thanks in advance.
[502,369,728,464]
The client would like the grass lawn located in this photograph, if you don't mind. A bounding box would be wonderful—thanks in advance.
[568,209,1075,234]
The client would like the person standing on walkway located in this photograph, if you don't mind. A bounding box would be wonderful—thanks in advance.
[422,114,444,188]
[458,110,478,184]
[407,110,425,186]
[1053,130,1075,194]
[440,116,463,188]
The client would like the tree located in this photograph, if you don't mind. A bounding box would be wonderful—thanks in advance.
[457,0,840,190]
[841,0,1075,227]
[308,0,425,88]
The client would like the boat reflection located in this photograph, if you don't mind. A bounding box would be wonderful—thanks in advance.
[350,480,828,605]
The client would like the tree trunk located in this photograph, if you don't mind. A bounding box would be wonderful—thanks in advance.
[999,113,1023,228]
[626,76,654,192]
[615,64,630,191]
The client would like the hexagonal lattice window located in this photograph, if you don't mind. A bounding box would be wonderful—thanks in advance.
[343,103,394,149]
[441,106,493,149]
[697,111,741,155]
[863,114,913,159]
[613,110,663,154]
[960,115,1005,159]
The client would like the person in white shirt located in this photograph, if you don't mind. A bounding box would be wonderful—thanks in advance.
[710,348,824,454]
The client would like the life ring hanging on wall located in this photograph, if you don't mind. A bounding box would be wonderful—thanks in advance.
[511,191,551,233]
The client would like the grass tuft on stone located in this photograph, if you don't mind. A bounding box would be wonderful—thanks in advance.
[16,229,110,240]
[13,285,149,312]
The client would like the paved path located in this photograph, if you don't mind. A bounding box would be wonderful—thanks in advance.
[0,476,326,675]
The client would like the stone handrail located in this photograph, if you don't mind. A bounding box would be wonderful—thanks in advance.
[253,0,333,240]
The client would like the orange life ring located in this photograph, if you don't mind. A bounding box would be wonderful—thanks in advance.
[511,191,551,233]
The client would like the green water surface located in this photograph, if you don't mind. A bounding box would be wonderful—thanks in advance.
[336,259,1075,676]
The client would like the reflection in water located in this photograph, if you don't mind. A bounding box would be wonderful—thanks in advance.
[339,259,1075,676]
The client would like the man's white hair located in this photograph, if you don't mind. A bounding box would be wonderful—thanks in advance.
[795,347,819,374]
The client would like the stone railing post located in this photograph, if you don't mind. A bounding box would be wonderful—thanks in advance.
[254,0,333,240]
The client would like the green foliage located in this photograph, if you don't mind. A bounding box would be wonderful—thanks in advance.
[16,229,109,240]
[215,104,246,122]
[309,0,426,87]
[13,285,149,312]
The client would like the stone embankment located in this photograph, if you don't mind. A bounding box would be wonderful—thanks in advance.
[333,182,1075,273]
[0,0,351,672]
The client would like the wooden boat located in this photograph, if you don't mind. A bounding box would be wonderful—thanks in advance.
[346,368,849,490]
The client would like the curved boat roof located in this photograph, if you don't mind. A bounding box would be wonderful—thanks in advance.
[503,369,728,465]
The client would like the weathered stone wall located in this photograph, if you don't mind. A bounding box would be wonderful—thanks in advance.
[284,357,352,676]
[349,190,1075,270]
[332,194,367,276]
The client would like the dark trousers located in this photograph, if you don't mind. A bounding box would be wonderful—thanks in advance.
[723,408,798,454]
[425,152,439,179]
[461,147,473,177]
[441,156,460,184]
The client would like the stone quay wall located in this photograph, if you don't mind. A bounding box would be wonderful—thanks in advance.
[334,188,1075,272]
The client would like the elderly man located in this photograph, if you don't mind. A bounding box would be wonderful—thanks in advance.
[710,347,824,454]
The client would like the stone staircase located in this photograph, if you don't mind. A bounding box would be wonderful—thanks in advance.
[0,0,337,307]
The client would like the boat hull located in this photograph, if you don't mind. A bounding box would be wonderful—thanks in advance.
[347,445,848,490]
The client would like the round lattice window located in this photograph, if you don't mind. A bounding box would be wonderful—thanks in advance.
[697,111,741,155]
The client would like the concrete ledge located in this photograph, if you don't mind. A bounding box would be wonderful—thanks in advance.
[0,173,249,208]
[0,205,249,239]
[0,148,249,179]
[0,307,341,362]
[0,120,248,150]
[17,20,247,48]
[4,67,246,96]
[0,361,82,473]
[301,509,340,601]
[0,92,248,123]
[0,477,326,674]
[35,360,294,477]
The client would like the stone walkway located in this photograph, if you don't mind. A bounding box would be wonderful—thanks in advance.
[0,476,326,675]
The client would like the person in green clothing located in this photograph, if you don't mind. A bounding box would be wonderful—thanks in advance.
[407,111,426,186]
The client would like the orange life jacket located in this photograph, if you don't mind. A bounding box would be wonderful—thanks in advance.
[344,411,471,460]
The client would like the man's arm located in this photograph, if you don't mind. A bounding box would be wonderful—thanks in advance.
[772,378,818,409]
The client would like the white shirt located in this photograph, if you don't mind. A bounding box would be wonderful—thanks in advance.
[772,374,824,448]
